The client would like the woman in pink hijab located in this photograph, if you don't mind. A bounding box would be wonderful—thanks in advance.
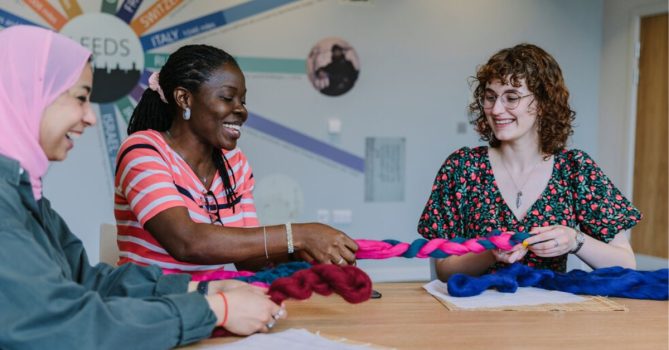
[0,25,284,349]
[0,24,93,199]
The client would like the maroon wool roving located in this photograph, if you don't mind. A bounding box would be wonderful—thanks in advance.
[268,264,372,304]
[211,264,372,337]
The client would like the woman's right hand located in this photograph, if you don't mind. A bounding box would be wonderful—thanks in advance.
[293,223,358,265]
[205,286,286,335]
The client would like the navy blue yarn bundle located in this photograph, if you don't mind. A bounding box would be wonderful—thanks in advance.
[447,263,669,300]
[234,261,312,284]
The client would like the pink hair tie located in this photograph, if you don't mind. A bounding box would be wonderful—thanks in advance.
[148,71,168,103]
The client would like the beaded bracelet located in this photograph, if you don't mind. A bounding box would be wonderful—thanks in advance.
[285,222,294,254]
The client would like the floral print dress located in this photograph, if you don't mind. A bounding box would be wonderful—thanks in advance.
[417,146,641,272]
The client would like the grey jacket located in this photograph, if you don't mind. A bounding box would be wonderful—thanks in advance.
[0,155,216,349]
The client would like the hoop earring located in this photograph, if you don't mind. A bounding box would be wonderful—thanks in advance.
[183,107,191,120]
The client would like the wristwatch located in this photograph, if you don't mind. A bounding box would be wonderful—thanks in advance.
[196,280,210,295]
[570,230,585,254]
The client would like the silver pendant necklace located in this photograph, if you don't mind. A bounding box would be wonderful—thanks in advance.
[165,130,209,186]
[499,154,545,209]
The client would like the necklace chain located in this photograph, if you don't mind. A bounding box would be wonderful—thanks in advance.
[499,154,546,209]
[165,130,210,186]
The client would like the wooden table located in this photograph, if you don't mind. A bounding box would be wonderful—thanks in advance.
[184,282,669,349]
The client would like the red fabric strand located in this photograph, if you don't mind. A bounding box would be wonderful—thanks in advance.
[268,264,372,304]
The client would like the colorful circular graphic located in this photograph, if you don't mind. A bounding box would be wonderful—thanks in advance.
[1,1,366,182]
[306,37,360,97]
[60,13,144,103]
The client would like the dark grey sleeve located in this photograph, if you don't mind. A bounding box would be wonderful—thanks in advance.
[0,214,216,349]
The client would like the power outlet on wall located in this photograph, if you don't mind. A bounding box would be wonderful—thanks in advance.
[317,209,330,224]
[332,209,353,224]
[328,118,342,134]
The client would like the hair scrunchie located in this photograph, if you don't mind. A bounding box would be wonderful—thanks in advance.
[148,71,168,103]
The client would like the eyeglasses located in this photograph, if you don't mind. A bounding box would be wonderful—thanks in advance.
[202,190,223,225]
[480,91,533,110]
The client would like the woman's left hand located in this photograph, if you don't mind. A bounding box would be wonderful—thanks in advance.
[524,225,577,257]
[208,280,267,295]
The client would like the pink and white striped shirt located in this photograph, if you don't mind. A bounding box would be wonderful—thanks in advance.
[114,130,258,274]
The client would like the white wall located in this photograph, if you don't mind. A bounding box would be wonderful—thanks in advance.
[598,0,668,270]
[598,0,667,196]
[28,0,608,280]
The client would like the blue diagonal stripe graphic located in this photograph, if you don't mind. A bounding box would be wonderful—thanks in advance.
[246,112,365,173]
[0,9,42,27]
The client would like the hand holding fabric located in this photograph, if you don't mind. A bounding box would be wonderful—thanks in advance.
[491,243,528,263]
[294,223,358,265]
[524,225,577,257]
[206,287,284,335]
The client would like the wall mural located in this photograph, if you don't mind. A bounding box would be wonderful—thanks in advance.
[0,0,366,181]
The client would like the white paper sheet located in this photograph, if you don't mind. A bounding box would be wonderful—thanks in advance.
[423,279,586,309]
[195,329,381,350]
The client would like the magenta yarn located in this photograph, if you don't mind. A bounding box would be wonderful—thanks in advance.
[355,231,529,259]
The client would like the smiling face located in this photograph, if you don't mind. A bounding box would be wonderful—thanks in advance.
[484,78,539,146]
[188,62,248,150]
[39,63,96,161]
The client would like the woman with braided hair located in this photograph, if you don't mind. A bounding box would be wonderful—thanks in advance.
[116,44,358,277]
[0,25,284,348]
[418,43,641,281]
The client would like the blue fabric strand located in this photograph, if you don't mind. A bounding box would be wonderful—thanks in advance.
[447,263,669,300]
[235,262,312,284]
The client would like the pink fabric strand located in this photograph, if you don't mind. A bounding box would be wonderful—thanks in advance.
[354,239,407,259]
[0,26,90,199]
[487,234,515,251]
[440,240,473,255]
[462,239,489,253]
[354,231,522,259]
[180,269,256,281]
[416,238,448,258]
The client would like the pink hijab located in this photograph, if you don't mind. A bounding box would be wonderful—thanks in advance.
[0,26,91,200]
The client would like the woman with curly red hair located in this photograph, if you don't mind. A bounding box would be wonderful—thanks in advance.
[418,44,641,280]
